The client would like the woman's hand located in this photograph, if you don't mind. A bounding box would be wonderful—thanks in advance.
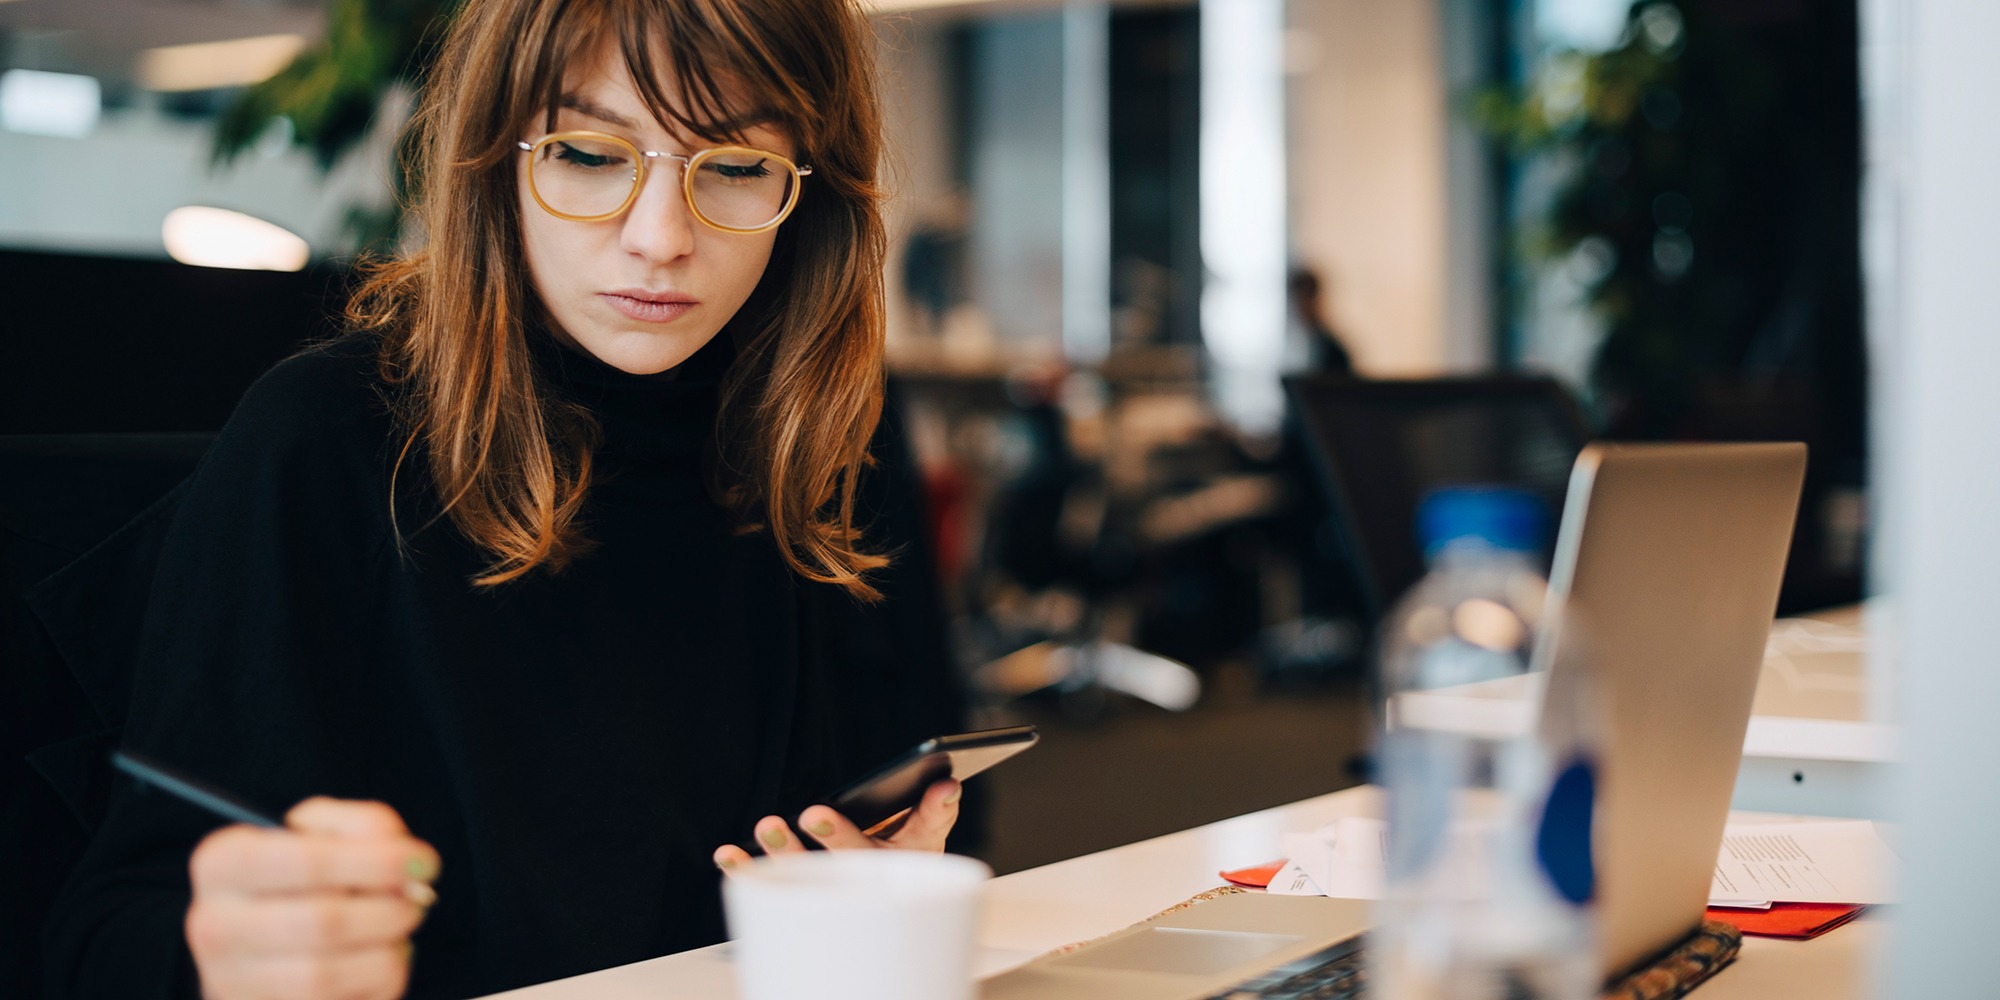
[711,779,961,871]
[185,797,440,1000]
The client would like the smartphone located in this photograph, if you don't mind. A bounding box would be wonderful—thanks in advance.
[824,725,1039,836]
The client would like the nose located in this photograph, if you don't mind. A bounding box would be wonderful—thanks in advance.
[618,157,696,264]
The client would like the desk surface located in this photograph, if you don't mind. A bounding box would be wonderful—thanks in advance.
[486,786,1876,999]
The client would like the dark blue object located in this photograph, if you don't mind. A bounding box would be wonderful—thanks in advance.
[111,751,280,829]
[1536,756,1597,905]
[1417,487,1549,556]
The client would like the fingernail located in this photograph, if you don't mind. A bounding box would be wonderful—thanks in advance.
[715,854,737,871]
[760,827,788,849]
[406,856,438,882]
[399,941,416,965]
[404,880,438,908]
[943,787,962,806]
[806,819,835,838]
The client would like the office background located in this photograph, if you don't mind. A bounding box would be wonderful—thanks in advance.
[2,0,1994,990]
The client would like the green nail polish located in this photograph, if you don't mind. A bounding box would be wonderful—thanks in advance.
[807,820,835,838]
[943,788,962,806]
[760,827,788,849]
[716,856,737,871]
[406,856,437,882]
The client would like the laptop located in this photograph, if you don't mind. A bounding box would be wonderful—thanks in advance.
[981,442,1808,999]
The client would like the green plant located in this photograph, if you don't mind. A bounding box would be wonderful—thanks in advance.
[1472,1,1807,437]
[210,0,459,250]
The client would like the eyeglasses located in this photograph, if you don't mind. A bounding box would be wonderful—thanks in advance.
[516,130,813,234]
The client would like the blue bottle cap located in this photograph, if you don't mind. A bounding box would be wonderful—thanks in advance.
[1417,487,1548,555]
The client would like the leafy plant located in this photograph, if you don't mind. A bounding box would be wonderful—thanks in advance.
[1472,1,1829,438]
[210,0,459,249]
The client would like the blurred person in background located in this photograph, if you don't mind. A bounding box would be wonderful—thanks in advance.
[1290,266,1355,376]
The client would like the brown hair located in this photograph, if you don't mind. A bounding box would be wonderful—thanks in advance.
[348,0,889,597]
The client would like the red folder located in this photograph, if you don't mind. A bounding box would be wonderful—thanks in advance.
[1708,902,1865,939]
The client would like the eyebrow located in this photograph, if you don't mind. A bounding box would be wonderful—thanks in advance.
[557,92,782,142]
[559,93,641,130]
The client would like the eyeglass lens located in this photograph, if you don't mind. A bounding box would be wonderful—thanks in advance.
[529,136,796,229]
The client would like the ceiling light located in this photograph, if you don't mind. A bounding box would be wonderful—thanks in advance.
[0,69,101,138]
[137,34,306,93]
[162,206,311,272]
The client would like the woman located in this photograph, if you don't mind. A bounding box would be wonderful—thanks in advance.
[42,1,958,997]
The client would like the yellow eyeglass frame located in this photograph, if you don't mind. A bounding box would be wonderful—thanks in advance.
[516,130,813,234]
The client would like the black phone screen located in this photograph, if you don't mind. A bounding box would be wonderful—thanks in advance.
[824,725,1039,834]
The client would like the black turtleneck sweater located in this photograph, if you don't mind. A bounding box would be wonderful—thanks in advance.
[39,330,844,997]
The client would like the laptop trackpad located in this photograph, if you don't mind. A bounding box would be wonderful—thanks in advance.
[1051,927,1304,976]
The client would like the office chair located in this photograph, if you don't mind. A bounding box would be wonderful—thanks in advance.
[971,387,1202,717]
[1282,375,1592,622]
[1,432,214,1000]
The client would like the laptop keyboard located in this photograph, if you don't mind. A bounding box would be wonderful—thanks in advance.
[1205,935,1368,999]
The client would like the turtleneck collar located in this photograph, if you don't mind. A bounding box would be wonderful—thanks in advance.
[526,324,735,463]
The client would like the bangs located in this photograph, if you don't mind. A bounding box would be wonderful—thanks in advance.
[518,0,822,151]
[382,0,886,593]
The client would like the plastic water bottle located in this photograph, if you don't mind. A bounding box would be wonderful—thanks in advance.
[1370,488,1597,1000]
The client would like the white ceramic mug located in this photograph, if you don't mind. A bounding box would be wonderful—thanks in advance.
[722,851,992,1000]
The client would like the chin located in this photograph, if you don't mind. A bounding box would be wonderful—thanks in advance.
[586,327,710,376]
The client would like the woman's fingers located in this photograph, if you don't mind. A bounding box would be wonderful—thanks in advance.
[724,784,965,868]
[796,780,960,853]
[206,943,411,1000]
[752,815,807,855]
[711,815,806,876]
[881,779,960,852]
[288,796,441,885]
[286,797,411,839]
[189,892,428,956]
[711,843,754,874]
[191,824,433,896]
[187,800,434,1000]
[795,804,877,850]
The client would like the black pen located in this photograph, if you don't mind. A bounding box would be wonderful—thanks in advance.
[112,750,281,828]
[110,749,439,906]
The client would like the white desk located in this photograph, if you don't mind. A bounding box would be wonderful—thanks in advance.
[1391,608,1896,819]
[486,787,1876,999]
[1735,606,1894,818]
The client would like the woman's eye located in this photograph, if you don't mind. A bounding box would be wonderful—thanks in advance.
[552,142,619,169]
[710,160,773,182]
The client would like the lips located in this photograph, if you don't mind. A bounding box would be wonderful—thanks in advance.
[601,289,697,324]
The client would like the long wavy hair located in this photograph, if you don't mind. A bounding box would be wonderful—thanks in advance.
[348,0,889,598]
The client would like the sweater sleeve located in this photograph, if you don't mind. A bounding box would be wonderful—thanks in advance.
[39,345,401,999]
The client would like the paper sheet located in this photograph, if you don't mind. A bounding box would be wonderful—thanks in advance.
[1264,858,1325,896]
[1281,818,1388,899]
[1268,818,1897,906]
[1709,821,1898,905]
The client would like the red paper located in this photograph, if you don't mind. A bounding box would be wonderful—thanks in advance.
[1708,902,1866,939]
[1220,860,1285,889]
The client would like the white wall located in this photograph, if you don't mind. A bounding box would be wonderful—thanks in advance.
[873,15,958,349]
[0,94,397,259]
[1284,0,1452,375]
[965,15,1068,349]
